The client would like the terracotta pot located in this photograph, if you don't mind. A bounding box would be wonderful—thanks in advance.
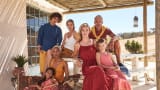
[12,67,24,77]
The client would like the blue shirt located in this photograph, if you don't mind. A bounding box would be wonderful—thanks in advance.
[37,23,62,51]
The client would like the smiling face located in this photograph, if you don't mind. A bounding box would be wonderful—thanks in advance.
[97,39,107,52]
[50,17,59,24]
[80,23,90,38]
[67,21,74,32]
[45,69,53,79]
[94,15,103,30]
[52,47,61,58]
[98,42,107,52]
[81,27,90,37]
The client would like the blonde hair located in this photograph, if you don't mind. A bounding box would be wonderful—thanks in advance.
[52,45,61,51]
[79,23,90,41]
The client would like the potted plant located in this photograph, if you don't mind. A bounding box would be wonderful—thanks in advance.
[12,55,28,77]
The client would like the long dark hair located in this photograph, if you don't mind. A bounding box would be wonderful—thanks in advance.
[38,67,56,85]
[66,19,75,30]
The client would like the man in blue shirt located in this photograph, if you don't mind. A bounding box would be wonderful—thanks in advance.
[37,12,62,74]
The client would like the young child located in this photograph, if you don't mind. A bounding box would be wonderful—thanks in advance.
[96,38,131,90]
[24,67,58,90]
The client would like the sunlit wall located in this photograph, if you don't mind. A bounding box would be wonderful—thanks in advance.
[0,0,27,89]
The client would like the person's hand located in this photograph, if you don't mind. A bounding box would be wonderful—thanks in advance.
[74,59,82,67]
[61,45,64,49]
[37,45,41,53]
[105,66,119,70]
[114,66,120,70]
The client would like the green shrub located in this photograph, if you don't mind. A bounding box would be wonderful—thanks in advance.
[12,55,28,67]
[125,40,143,54]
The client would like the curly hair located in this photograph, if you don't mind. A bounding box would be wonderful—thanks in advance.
[49,12,62,23]
[38,67,56,86]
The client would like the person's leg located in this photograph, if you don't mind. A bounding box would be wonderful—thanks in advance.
[39,51,46,74]
[114,40,121,64]
[45,49,52,71]
[114,40,130,77]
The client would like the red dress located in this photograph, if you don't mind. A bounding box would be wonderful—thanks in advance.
[79,45,112,90]
[100,53,131,90]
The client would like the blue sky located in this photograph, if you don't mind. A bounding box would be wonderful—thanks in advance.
[65,2,155,34]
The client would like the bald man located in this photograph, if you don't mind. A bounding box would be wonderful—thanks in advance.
[89,15,121,64]
[89,15,130,76]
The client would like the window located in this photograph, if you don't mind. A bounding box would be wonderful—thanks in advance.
[26,6,49,64]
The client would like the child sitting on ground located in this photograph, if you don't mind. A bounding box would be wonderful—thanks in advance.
[24,67,58,90]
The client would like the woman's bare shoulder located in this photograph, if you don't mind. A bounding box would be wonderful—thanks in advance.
[64,32,69,37]
[96,52,101,56]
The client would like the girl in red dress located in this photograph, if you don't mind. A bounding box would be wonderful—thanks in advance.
[73,23,112,90]
[96,39,131,90]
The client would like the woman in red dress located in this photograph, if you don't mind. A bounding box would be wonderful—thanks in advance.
[73,23,112,90]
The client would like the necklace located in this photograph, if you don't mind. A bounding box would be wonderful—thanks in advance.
[91,26,106,40]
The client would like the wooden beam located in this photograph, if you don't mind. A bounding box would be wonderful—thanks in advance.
[63,1,153,14]
[98,0,107,7]
[143,0,148,67]
[47,0,69,10]
[156,0,160,89]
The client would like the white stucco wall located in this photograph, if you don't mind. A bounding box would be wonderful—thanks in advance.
[0,0,27,89]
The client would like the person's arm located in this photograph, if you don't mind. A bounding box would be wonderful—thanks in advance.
[71,43,80,58]
[37,25,44,53]
[106,28,115,38]
[42,84,57,89]
[29,85,41,90]
[109,53,120,70]
[51,79,58,85]
[57,27,62,45]
[61,33,67,49]
[110,53,117,65]
[106,29,119,41]
[96,52,101,66]
[73,31,80,42]
[64,61,69,81]
[96,52,116,69]
[89,31,94,39]
[42,83,58,89]
[93,39,97,47]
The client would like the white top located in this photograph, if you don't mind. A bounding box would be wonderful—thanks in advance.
[64,35,76,51]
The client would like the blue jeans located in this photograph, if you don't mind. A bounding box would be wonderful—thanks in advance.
[119,63,130,77]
